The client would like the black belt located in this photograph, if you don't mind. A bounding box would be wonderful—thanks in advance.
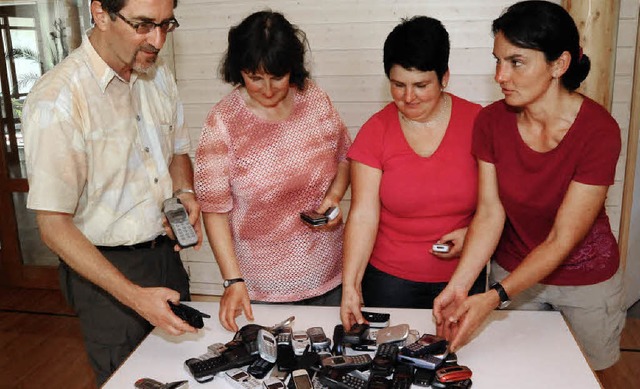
[96,235,172,251]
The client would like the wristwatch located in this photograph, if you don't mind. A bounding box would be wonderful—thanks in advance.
[490,282,511,309]
[223,278,245,288]
[173,188,195,198]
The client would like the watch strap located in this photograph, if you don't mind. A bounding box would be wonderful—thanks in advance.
[490,282,510,308]
[223,278,245,288]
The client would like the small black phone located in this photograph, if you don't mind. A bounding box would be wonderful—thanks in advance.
[300,211,329,226]
[413,367,435,387]
[344,323,369,345]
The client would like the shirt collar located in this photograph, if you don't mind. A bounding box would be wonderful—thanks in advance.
[82,28,139,92]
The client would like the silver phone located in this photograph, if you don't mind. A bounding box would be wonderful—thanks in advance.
[163,198,198,248]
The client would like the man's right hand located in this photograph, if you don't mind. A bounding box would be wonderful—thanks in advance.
[132,286,198,335]
[219,281,254,332]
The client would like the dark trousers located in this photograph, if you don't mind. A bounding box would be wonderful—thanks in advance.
[59,239,190,386]
[362,264,487,309]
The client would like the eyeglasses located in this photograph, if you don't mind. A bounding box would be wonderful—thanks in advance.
[114,12,179,34]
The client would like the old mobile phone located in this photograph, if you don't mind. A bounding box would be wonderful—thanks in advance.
[376,324,409,346]
[315,368,368,389]
[391,363,414,389]
[321,354,372,370]
[412,367,435,387]
[270,367,289,380]
[292,330,311,356]
[367,374,391,389]
[307,327,331,351]
[225,368,262,389]
[300,207,339,227]
[431,379,473,389]
[168,301,210,329]
[397,350,448,370]
[248,357,275,379]
[162,197,198,248]
[300,210,328,226]
[276,336,297,372]
[400,334,447,357]
[361,311,390,328]
[207,342,227,355]
[371,343,398,376]
[332,324,345,355]
[270,316,295,334]
[258,329,278,363]
[263,377,286,389]
[292,369,314,389]
[184,355,227,383]
[344,323,369,345]
[134,378,188,389]
[432,243,452,253]
[277,328,292,345]
[435,365,473,383]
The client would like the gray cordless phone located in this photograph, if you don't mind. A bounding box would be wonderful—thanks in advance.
[163,197,198,248]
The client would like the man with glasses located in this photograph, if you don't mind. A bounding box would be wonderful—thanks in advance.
[22,0,201,384]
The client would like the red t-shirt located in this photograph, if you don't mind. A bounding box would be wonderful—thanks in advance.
[473,97,621,285]
[348,95,481,282]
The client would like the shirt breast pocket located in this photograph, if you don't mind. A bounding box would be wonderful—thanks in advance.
[157,123,174,158]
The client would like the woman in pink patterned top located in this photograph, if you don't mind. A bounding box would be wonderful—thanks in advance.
[195,11,351,332]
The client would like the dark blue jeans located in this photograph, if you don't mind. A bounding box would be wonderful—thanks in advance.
[361,264,487,309]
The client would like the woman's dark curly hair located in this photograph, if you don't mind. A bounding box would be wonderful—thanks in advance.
[220,10,310,90]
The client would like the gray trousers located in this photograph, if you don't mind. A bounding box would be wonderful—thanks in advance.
[59,239,190,386]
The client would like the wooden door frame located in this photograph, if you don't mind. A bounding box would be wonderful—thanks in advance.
[0,4,57,289]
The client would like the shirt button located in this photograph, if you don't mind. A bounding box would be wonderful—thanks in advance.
[144,147,150,152]
[154,178,158,183]
[136,115,141,121]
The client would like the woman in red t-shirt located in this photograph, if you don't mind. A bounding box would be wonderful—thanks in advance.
[433,1,624,372]
[340,16,483,329]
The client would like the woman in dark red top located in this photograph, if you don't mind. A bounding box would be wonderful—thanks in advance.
[434,1,624,372]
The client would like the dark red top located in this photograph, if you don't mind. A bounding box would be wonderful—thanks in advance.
[473,97,621,285]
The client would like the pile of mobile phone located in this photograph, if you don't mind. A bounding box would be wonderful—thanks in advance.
[181,312,473,389]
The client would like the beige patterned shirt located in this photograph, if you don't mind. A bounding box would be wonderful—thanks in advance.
[23,34,190,246]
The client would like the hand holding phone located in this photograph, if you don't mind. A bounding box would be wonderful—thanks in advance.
[163,197,198,248]
[432,242,452,253]
[300,207,339,227]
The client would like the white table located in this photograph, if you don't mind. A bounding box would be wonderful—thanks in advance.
[103,303,601,388]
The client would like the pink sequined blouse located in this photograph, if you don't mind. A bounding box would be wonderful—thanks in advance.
[195,81,351,302]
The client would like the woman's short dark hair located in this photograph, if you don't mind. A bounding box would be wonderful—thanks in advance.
[383,16,450,83]
[220,10,310,90]
[492,0,589,91]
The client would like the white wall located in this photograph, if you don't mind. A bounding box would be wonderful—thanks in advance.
[171,0,636,295]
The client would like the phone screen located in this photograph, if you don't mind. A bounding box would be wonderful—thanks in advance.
[293,373,312,389]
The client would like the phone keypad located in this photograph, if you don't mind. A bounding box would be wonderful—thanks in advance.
[342,374,368,389]
[372,343,399,375]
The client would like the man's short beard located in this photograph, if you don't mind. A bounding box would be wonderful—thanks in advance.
[132,48,158,74]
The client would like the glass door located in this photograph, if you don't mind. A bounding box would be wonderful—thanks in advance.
[0,1,88,288]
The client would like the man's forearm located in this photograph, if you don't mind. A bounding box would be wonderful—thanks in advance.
[169,153,195,192]
[37,211,140,307]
